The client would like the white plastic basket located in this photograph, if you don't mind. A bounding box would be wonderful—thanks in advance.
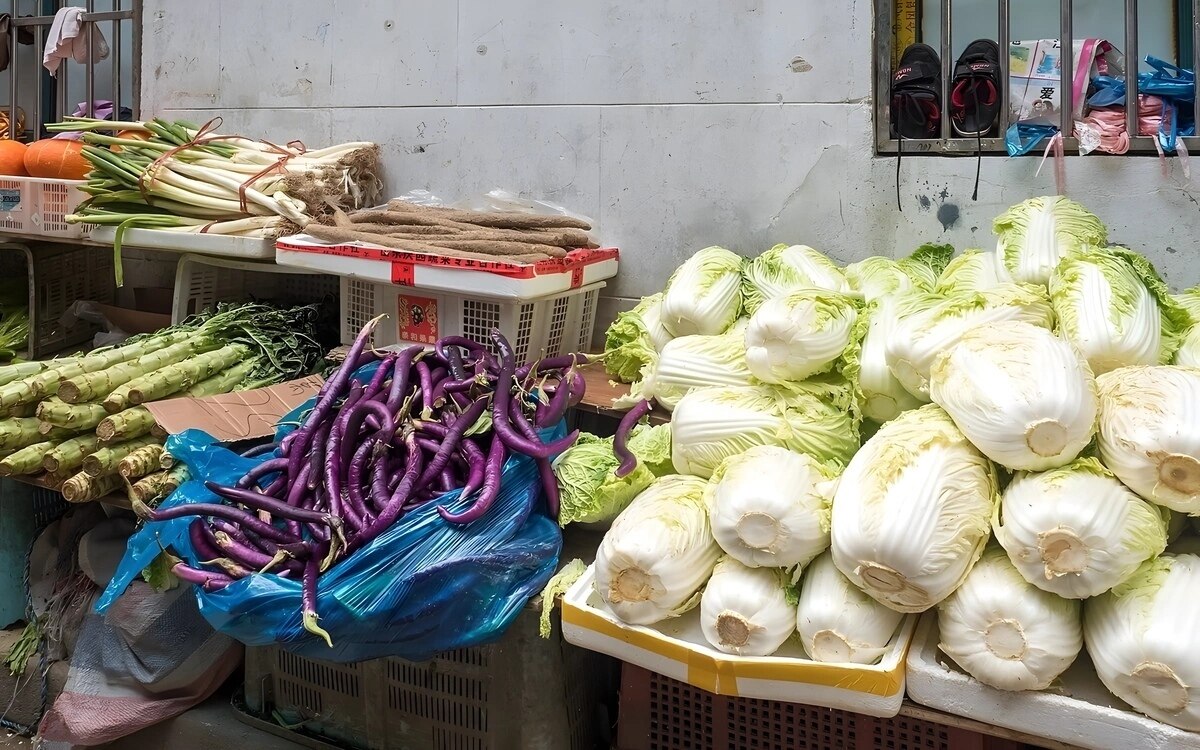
[341,277,603,361]
[173,254,339,323]
[905,614,1200,750]
[0,176,90,238]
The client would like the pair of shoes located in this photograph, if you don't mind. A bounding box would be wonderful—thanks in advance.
[890,40,1001,206]
[891,40,1001,139]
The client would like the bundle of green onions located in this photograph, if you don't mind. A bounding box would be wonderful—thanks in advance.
[46,116,383,283]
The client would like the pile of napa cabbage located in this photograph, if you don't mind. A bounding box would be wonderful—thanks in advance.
[571,197,1200,732]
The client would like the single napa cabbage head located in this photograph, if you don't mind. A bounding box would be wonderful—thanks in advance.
[1049,246,1191,375]
[1084,554,1200,731]
[938,545,1082,691]
[1096,366,1200,514]
[929,320,1098,471]
[706,445,838,569]
[700,557,797,656]
[992,195,1107,285]
[594,474,721,625]
[858,297,924,424]
[831,404,997,613]
[554,424,674,527]
[671,384,860,479]
[660,246,745,337]
[1177,326,1200,367]
[796,550,905,665]
[744,288,863,384]
[844,243,953,303]
[994,457,1168,598]
[885,283,1056,401]
[620,324,752,411]
[742,244,849,314]
[604,293,673,382]
[934,249,1005,295]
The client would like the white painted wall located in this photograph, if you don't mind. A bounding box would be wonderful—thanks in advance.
[139,0,1200,331]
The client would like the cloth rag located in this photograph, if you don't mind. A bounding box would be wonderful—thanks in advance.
[43,7,109,77]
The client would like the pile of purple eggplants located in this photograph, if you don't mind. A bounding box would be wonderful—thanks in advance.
[140,316,589,645]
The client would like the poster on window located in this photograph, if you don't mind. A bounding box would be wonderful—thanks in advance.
[1008,39,1124,124]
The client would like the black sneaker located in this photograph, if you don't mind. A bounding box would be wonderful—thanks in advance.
[951,39,1002,137]
[891,43,943,139]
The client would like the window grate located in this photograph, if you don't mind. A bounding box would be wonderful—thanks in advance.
[874,0,1198,156]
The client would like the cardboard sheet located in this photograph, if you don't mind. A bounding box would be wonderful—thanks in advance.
[144,375,323,442]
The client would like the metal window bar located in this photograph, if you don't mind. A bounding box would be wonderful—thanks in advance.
[5,0,140,141]
[875,0,1197,155]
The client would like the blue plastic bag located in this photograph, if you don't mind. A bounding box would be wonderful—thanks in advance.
[1086,57,1195,150]
[99,362,565,663]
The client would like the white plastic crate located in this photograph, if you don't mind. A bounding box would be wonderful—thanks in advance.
[341,277,603,362]
[172,253,339,323]
[905,614,1200,750]
[562,565,916,718]
[0,177,91,238]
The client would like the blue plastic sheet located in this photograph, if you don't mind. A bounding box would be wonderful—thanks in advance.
[99,362,564,663]
[1087,57,1195,150]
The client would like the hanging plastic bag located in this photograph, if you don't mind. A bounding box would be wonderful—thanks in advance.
[99,362,565,663]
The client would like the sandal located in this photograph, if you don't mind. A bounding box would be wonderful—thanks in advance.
[891,43,943,139]
[951,39,1001,200]
[951,39,1001,137]
[891,43,942,210]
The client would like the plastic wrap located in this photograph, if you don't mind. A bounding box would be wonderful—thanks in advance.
[99,362,565,663]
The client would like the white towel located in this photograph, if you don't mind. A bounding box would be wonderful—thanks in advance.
[43,6,109,77]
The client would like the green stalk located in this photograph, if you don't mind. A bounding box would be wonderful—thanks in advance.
[126,344,251,406]
[96,406,157,444]
[117,444,165,479]
[35,398,107,429]
[0,331,191,410]
[0,417,57,452]
[0,441,59,476]
[81,436,161,478]
[42,434,102,474]
[59,336,218,403]
[62,472,124,503]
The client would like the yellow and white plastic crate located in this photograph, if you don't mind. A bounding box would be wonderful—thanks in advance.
[562,564,917,718]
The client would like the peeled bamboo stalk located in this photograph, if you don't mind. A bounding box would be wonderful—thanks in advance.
[0,331,191,410]
[42,434,102,475]
[127,344,250,407]
[159,451,175,470]
[117,444,165,479]
[0,441,59,476]
[0,362,47,388]
[59,336,217,403]
[96,406,157,443]
[36,398,107,429]
[105,343,248,413]
[0,417,58,452]
[183,358,256,397]
[82,436,161,478]
[62,472,124,503]
[127,470,168,506]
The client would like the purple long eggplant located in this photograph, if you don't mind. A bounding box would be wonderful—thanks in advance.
[614,399,652,478]
[415,397,488,488]
[149,503,295,543]
[173,563,234,592]
[235,457,290,489]
[438,431,506,524]
[510,396,561,520]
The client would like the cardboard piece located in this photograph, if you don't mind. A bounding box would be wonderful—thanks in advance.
[93,305,172,335]
[144,375,324,442]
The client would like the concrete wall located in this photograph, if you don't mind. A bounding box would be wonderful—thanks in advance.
[140,0,1200,328]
